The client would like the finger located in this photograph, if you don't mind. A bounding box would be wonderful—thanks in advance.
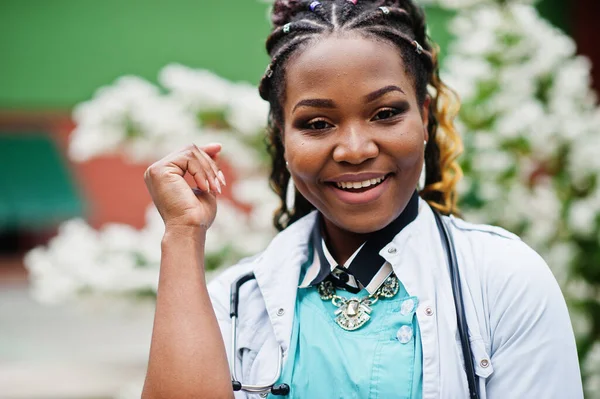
[196,146,226,188]
[169,147,212,193]
[198,142,222,158]
[186,159,212,194]
[190,147,222,194]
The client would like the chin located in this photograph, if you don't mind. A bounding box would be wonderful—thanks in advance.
[326,207,401,234]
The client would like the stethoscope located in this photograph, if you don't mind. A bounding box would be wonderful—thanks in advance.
[229,209,480,399]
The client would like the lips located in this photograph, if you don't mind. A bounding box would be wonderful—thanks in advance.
[326,173,391,205]
[335,176,386,190]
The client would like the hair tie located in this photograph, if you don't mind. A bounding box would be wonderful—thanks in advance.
[346,0,358,4]
[283,23,291,33]
[378,6,390,15]
[412,40,424,55]
[309,1,321,11]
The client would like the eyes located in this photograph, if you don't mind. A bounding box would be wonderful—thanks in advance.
[372,108,401,121]
[300,105,408,132]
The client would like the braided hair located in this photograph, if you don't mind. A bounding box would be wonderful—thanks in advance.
[259,0,463,231]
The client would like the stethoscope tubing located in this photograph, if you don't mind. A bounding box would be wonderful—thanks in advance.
[432,210,480,399]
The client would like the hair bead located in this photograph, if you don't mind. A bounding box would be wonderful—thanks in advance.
[412,40,424,54]
[283,23,291,33]
[265,64,273,78]
[379,6,390,15]
[309,1,322,11]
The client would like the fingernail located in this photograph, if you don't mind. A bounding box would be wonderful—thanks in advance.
[218,170,227,186]
[214,177,222,194]
[205,180,210,193]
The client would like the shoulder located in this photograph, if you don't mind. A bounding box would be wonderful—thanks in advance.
[447,215,559,308]
[448,215,520,242]
[206,254,260,318]
[448,215,543,271]
[448,216,576,360]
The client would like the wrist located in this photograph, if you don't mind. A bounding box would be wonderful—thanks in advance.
[162,224,207,245]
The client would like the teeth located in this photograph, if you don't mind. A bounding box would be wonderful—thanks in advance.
[336,176,385,190]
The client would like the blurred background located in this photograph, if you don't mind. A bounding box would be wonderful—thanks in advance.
[0,0,599,398]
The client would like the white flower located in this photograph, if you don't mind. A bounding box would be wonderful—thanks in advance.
[568,306,593,340]
[69,75,199,163]
[568,196,600,237]
[226,83,269,137]
[159,64,232,110]
[545,241,577,285]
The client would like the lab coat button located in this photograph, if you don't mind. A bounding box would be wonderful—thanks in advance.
[387,247,397,254]
[424,306,434,316]
[480,359,490,368]
[396,325,413,343]
[400,298,415,315]
[277,308,285,316]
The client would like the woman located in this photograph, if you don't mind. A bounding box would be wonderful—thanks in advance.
[141,1,583,398]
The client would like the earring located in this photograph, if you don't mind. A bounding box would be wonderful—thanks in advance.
[286,176,296,213]
[418,162,426,190]
[419,140,427,190]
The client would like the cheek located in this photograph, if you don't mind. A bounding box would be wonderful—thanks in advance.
[284,134,328,179]
[386,120,426,165]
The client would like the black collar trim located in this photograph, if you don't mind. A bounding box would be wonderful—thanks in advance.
[308,191,419,292]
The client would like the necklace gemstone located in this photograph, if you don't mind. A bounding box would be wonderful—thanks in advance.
[346,299,359,316]
[334,299,372,330]
[319,273,400,331]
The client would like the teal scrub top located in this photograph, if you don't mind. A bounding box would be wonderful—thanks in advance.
[271,253,423,399]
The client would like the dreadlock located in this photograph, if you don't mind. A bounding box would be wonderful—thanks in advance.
[259,0,463,231]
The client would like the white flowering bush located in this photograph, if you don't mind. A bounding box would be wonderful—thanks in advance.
[442,2,600,394]
[26,64,278,305]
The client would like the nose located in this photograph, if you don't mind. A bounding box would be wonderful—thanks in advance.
[332,124,379,165]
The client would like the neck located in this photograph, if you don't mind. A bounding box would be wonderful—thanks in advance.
[322,219,370,266]
[319,191,420,266]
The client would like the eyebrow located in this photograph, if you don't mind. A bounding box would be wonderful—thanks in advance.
[364,85,405,103]
[292,98,335,113]
[291,85,405,113]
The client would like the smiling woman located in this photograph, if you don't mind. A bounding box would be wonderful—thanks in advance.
[140,1,583,398]
[282,35,428,246]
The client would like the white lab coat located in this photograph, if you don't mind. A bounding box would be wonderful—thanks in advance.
[208,199,583,398]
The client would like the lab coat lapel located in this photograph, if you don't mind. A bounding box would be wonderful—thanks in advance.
[384,200,447,298]
[253,212,317,354]
[381,199,450,399]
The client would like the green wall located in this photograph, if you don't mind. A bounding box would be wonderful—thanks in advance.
[0,0,272,109]
[0,0,569,110]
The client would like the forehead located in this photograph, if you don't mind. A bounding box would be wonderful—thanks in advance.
[284,33,414,104]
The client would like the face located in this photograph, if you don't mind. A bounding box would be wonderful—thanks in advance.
[282,33,430,235]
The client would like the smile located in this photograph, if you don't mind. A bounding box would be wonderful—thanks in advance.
[327,174,391,205]
[335,176,386,191]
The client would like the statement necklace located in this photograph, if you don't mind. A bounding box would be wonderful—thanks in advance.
[317,273,400,331]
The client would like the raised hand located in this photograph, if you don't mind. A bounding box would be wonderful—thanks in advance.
[144,143,227,231]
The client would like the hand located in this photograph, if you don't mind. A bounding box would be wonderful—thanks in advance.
[144,143,227,231]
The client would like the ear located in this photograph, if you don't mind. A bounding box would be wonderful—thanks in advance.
[421,95,431,143]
